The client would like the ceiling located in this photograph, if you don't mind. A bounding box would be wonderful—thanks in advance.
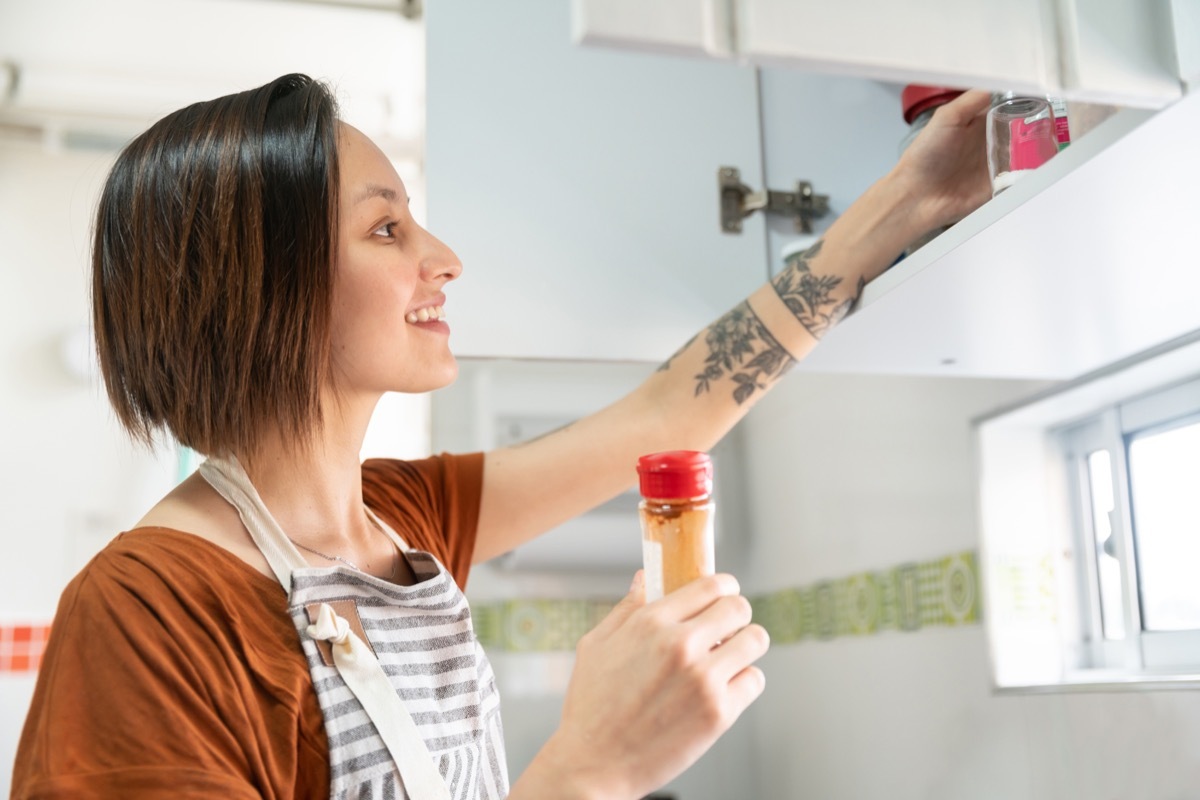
[0,0,425,158]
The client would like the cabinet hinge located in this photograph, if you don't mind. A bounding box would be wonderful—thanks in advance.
[719,166,829,234]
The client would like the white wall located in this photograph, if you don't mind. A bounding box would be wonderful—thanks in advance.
[0,139,181,792]
[0,3,428,790]
[738,372,1200,799]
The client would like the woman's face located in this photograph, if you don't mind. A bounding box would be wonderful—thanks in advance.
[329,124,462,399]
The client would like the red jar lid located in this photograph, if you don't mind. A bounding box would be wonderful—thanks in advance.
[901,84,965,124]
[637,450,713,500]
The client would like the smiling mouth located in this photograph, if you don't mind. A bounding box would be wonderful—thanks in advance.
[405,305,446,324]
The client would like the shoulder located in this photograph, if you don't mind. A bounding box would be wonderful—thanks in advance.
[40,528,303,720]
[59,529,288,645]
[360,452,484,520]
[132,471,276,579]
[361,452,485,587]
[15,530,320,799]
[361,451,484,496]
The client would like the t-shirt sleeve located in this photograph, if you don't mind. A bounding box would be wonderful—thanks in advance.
[12,537,319,799]
[361,452,485,589]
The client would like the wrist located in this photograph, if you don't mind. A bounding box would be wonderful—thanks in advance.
[815,170,928,284]
[513,731,630,800]
[869,168,937,244]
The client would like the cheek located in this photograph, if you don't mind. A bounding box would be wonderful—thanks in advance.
[330,261,415,352]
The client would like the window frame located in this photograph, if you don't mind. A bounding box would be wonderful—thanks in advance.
[1055,375,1200,676]
[975,332,1200,693]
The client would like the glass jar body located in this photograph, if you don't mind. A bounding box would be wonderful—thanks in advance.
[638,496,715,602]
[986,96,1059,195]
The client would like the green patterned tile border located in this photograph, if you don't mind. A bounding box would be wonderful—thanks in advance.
[471,550,981,651]
[472,598,617,652]
[752,550,982,644]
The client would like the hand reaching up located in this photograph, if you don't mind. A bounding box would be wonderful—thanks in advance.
[895,88,994,232]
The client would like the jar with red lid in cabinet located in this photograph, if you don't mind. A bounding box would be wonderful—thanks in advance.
[899,84,964,154]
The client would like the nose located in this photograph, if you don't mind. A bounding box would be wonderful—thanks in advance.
[420,226,463,284]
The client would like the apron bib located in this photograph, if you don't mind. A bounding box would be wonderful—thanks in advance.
[200,456,509,800]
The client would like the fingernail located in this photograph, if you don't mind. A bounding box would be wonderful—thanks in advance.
[630,570,645,592]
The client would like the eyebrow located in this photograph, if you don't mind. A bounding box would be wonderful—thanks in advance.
[353,184,403,205]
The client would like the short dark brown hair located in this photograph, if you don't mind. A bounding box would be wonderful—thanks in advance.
[93,73,340,455]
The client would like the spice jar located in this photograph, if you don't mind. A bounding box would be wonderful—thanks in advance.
[986,95,1059,195]
[637,450,716,602]
[899,84,964,155]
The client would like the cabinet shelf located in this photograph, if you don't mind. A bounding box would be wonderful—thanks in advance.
[798,92,1200,380]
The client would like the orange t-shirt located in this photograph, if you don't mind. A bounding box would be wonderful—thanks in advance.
[12,453,484,800]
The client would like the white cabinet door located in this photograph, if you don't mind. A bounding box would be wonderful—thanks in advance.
[572,0,1186,108]
[571,0,735,59]
[426,0,766,361]
[739,0,1183,108]
[738,0,1055,97]
[754,70,911,275]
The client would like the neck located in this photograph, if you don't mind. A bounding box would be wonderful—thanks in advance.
[238,389,379,548]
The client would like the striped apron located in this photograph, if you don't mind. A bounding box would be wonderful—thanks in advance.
[200,457,509,800]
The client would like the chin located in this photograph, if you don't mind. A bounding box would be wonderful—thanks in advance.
[399,357,459,394]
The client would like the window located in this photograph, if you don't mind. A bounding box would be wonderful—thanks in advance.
[1057,377,1200,676]
[976,335,1200,691]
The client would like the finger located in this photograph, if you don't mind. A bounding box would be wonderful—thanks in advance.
[652,573,740,623]
[588,570,646,637]
[708,622,770,681]
[723,665,767,720]
[937,89,993,124]
[682,594,753,652]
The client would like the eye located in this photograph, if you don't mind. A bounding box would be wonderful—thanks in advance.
[372,221,398,239]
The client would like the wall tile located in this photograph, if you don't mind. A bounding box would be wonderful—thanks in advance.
[0,624,51,673]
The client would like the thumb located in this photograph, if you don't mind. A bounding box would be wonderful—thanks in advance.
[589,570,646,638]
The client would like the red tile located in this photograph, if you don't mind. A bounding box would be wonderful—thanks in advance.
[11,653,31,672]
[12,626,32,644]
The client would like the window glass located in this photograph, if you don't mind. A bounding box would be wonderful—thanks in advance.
[1086,450,1125,640]
[1129,420,1200,632]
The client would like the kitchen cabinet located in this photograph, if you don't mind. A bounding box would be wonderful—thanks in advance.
[427,0,1200,380]
[426,0,769,363]
[426,0,901,363]
[574,0,1190,108]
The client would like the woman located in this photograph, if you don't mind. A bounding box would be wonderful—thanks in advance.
[13,74,991,799]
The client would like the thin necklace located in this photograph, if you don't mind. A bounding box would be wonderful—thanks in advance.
[288,509,398,579]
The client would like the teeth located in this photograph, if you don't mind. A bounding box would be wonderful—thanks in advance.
[406,305,445,324]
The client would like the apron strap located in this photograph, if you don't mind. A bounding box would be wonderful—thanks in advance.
[198,456,307,589]
[198,455,453,800]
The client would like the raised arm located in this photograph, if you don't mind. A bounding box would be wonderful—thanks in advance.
[473,90,993,564]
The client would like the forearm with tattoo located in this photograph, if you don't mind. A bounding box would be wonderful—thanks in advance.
[657,240,874,405]
[770,240,865,340]
[659,302,794,406]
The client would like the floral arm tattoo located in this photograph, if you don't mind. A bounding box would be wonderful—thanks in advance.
[770,240,865,340]
[659,302,795,405]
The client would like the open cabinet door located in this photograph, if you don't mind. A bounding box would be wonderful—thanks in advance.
[426,0,767,362]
